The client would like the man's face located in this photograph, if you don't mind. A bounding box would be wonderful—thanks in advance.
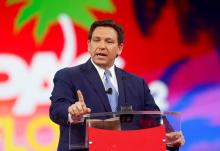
[88,26,123,69]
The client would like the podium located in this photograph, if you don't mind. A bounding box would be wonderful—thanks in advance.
[69,111,181,151]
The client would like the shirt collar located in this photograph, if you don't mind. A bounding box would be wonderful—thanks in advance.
[91,59,116,80]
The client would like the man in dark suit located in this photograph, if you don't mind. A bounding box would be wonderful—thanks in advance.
[49,19,184,151]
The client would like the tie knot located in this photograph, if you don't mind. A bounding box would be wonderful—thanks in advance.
[104,70,112,78]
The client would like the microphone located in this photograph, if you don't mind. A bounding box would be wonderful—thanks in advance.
[105,88,112,94]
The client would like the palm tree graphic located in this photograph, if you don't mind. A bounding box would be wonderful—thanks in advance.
[5,0,125,115]
[8,0,115,42]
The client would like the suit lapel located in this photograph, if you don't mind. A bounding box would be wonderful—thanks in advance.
[81,59,112,112]
[115,67,126,111]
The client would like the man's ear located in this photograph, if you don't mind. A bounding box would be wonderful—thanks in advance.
[117,43,124,56]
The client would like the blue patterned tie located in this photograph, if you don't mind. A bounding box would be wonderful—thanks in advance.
[104,70,118,112]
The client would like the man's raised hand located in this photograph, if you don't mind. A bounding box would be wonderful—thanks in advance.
[68,90,91,119]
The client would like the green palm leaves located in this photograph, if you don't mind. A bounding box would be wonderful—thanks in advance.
[8,0,115,43]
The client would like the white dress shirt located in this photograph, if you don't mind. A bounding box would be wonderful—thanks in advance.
[91,60,119,93]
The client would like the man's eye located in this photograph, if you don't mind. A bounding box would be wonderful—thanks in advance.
[107,40,114,43]
[93,39,100,42]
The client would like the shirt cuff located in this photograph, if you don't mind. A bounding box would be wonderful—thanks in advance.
[68,113,74,123]
[68,113,84,124]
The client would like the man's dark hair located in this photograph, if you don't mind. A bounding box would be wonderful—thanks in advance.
[88,19,124,44]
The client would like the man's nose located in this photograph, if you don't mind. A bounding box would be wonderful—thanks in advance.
[98,40,106,49]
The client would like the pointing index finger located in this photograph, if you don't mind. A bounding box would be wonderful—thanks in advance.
[77,90,84,103]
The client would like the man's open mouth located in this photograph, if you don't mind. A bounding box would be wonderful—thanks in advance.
[96,53,107,56]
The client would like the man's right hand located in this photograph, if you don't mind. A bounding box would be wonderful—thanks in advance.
[68,90,91,123]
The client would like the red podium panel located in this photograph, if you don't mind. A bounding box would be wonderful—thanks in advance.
[88,125,166,151]
[69,111,181,150]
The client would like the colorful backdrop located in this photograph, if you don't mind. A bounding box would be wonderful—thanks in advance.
[0,0,220,150]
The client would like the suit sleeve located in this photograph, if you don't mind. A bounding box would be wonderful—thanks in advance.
[141,79,180,150]
[49,68,76,126]
[142,79,160,111]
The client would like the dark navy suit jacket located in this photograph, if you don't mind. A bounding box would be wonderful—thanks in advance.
[49,59,159,151]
